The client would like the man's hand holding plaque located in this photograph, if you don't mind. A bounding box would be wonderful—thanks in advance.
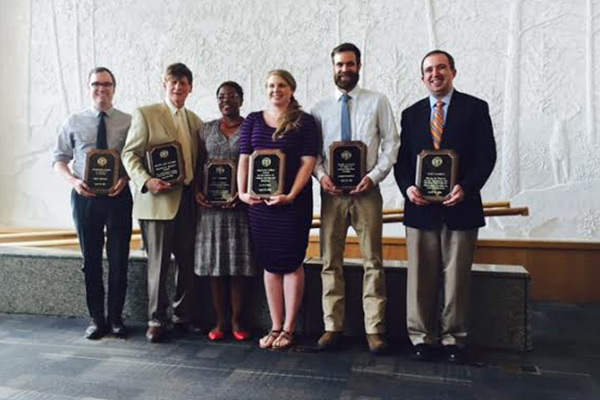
[415,149,458,203]
[329,141,366,192]
[84,149,120,195]
[146,141,185,186]
[248,149,286,198]
[203,159,237,206]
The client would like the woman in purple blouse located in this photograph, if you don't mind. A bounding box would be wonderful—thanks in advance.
[238,70,318,350]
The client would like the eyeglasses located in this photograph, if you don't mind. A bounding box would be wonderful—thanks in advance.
[217,94,240,101]
[91,82,114,88]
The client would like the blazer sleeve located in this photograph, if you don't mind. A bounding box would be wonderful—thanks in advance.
[459,100,496,195]
[393,108,414,198]
[121,108,152,192]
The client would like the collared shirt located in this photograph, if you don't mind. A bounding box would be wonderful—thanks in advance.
[429,89,454,123]
[52,107,131,179]
[311,85,399,185]
[165,97,194,184]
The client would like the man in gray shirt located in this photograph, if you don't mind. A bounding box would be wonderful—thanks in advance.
[52,67,132,340]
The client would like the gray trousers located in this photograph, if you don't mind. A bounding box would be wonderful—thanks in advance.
[139,187,197,327]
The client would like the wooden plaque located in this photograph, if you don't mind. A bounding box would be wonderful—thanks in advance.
[84,149,120,195]
[416,149,458,203]
[203,158,237,205]
[329,141,367,190]
[146,141,185,184]
[248,149,286,198]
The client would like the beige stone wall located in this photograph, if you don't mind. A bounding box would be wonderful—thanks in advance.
[1,0,599,239]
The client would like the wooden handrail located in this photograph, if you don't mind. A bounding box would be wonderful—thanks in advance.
[311,206,528,229]
[1,203,527,248]
[0,233,144,248]
[313,201,512,220]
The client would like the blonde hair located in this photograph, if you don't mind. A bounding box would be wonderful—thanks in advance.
[267,69,303,140]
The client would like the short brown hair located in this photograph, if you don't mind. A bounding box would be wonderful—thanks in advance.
[331,43,361,65]
[164,62,193,85]
[420,50,455,77]
[88,67,116,87]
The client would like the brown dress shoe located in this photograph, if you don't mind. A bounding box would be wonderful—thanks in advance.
[146,326,164,343]
[317,331,342,350]
[366,334,389,354]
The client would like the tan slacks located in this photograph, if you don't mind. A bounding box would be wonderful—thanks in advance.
[406,225,478,346]
[320,188,386,334]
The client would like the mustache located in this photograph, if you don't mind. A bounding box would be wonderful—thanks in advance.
[334,71,360,89]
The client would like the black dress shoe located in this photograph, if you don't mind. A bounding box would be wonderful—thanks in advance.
[444,345,465,364]
[186,323,203,335]
[109,318,127,338]
[412,343,434,362]
[84,320,107,340]
[174,322,203,335]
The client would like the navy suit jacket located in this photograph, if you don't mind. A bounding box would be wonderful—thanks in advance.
[394,90,496,230]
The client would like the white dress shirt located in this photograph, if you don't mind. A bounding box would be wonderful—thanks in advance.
[165,98,193,185]
[311,85,399,185]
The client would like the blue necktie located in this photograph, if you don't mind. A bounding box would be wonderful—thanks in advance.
[341,93,351,141]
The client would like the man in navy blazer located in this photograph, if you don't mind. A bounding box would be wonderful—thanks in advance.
[394,50,496,363]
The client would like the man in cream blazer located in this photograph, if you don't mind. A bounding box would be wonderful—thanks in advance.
[122,63,202,342]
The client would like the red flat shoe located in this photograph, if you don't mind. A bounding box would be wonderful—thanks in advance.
[233,330,251,341]
[208,329,224,341]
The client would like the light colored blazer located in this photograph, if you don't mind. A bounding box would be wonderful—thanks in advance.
[121,102,202,220]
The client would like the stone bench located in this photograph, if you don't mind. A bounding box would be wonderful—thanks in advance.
[0,247,531,350]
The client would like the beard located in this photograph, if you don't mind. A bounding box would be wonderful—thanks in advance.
[334,71,360,91]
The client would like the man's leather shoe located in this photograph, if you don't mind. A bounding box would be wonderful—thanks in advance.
[445,345,465,364]
[317,331,342,350]
[412,343,434,361]
[110,318,127,338]
[146,326,164,343]
[366,334,389,354]
[84,320,106,340]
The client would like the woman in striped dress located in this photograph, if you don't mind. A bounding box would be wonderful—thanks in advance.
[238,70,318,349]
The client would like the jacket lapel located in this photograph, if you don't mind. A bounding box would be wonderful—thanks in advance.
[442,90,462,147]
[417,98,433,150]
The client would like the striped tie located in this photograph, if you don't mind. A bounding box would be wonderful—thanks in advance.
[431,100,444,150]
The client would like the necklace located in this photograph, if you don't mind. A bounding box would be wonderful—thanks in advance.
[220,118,243,130]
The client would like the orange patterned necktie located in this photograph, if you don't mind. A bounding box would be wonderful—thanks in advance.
[431,100,444,149]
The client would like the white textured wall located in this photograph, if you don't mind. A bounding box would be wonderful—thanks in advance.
[1,0,599,240]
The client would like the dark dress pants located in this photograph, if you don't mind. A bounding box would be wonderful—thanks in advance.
[71,187,133,324]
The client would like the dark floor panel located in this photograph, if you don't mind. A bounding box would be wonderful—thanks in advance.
[0,302,599,400]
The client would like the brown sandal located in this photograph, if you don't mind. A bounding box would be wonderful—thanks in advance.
[272,330,294,350]
[259,329,281,349]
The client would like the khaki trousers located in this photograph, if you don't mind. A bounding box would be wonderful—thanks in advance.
[140,187,197,327]
[406,225,478,346]
[320,188,386,334]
